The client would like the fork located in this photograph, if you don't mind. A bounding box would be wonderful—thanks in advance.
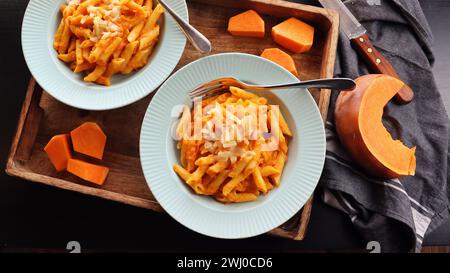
[189,77,356,100]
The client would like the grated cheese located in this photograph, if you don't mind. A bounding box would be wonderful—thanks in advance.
[67,0,80,6]
[222,140,237,149]
[111,6,121,21]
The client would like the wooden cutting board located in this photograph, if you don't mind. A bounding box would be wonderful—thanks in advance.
[6,0,339,240]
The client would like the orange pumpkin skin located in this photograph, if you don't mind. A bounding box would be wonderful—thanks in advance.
[334,74,416,179]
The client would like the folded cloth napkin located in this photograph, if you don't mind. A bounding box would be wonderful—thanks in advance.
[320,0,450,252]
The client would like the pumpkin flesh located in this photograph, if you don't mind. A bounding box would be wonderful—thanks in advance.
[335,74,416,178]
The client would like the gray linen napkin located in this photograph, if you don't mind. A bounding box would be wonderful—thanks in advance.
[320,0,450,252]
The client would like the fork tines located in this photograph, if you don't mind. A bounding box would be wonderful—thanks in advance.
[189,78,234,100]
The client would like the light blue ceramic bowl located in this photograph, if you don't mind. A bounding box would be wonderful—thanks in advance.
[140,53,326,239]
[21,0,187,110]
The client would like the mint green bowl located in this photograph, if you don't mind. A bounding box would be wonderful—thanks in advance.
[140,53,326,239]
[22,0,187,110]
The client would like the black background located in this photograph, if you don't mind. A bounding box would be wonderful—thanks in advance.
[0,0,449,252]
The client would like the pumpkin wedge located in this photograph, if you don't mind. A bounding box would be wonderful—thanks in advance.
[67,159,109,185]
[261,48,299,76]
[44,134,72,172]
[271,17,314,53]
[228,10,265,38]
[335,74,416,178]
[70,122,107,160]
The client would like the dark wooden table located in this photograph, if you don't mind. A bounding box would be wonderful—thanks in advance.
[0,0,448,252]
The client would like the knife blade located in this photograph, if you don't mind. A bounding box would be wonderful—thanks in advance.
[318,0,366,39]
[318,0,414,104]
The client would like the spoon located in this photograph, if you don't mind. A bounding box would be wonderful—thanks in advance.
[158,0,212,54]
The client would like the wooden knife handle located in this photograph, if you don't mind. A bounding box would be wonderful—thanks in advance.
[351,33,414,104]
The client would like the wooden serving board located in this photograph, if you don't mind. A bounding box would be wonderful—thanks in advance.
[6,0,338,240]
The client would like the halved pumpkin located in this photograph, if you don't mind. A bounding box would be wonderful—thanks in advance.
[335,74,416,178]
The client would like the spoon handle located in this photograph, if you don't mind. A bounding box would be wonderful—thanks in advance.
[158,0,212,54]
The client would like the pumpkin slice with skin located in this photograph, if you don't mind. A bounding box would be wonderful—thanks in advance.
[335,74,416,178]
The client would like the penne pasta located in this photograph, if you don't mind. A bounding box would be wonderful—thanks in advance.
[186,165,209,188]
[119,40,139,70]
[229,86,258,99]
[243,159,258,177]
[82,46,91,61]
[139,25,159,50]
[144,0,153,10]
[67,37,77,53]
[83,64,107,82]
[141,3,164,34]
[75,39,83,65]
[127,21,145,42]
[227,192,258,203]
[98,37,123,66]
[74,62,95,73]
[58,52,76,62]
[207,161,229,177]
[228,155,253,178]
[195,155,216,166]
[223,172,248,196]
[271,152,287,186]
[252,166,267,193]
[88,38,110,63]
[96,76,111,86]
[58,18,72,54]
[75,0,100,16]
[123,46,153,72]
[278,109,292,136]
[173,164,191,182]
[80,40,95,49]
[69,15,94,27]
[173,87,291,203]
[69,25,91,39]
[104,58,125,78]
[206,170,230,195]
[260,165,280,177]
[54,0,162,85]
[53,18,65,51]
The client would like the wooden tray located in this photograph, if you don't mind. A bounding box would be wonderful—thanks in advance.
[6,0,338,240]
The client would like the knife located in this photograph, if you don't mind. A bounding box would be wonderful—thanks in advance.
[318,0,414,104]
